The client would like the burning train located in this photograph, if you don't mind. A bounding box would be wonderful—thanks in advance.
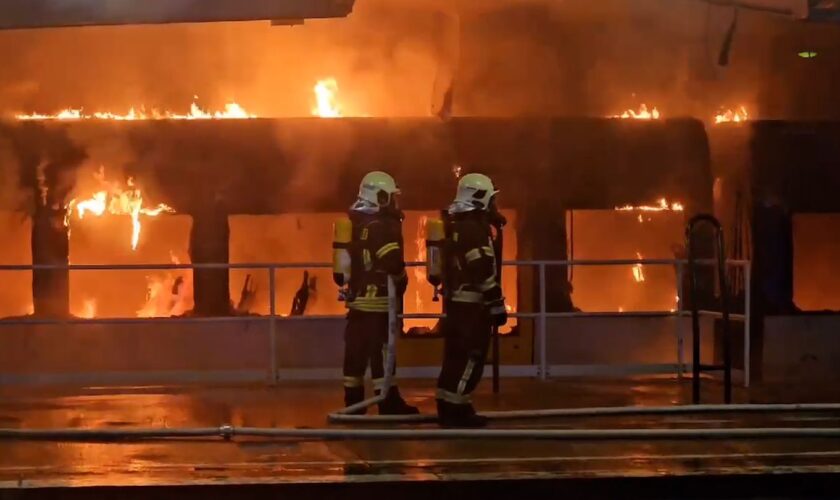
[0,0,839,386]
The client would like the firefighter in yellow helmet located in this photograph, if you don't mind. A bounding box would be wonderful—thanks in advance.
[341,171,418,415]
[437,173,507,427]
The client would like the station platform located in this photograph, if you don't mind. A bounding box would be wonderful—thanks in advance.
[1,377,839,499]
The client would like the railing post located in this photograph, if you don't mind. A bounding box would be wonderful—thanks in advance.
[719,245,733,405]
[744,262,752,388]
[675,261,685,378]
[688,241,702,405]
[268,266,277,386]
[384,276,397,391]
[539,262,548,381]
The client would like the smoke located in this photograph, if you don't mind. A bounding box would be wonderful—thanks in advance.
[0,0,442,117]
[0,0,814,120]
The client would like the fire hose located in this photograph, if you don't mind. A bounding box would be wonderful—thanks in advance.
[326,279,840,424]
[329,403,840,424]
[3,426,840,442]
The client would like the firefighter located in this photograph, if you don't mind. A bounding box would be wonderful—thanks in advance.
[436,173,507,428]
[341,171,419,415]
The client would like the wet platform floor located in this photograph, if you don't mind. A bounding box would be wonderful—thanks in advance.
[1,377,839,498]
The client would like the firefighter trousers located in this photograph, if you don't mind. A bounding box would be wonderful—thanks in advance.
[436,301,492,405]
[343,309,393,390]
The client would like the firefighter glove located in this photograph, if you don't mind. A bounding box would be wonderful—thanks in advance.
[488,299,508,327]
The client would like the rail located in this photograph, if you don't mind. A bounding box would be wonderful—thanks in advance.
[0,257,751,387]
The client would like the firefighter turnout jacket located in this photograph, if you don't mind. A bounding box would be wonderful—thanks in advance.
[347,211,408,312]
[445,211,502,306]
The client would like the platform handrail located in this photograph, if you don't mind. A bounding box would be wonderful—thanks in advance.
[0,257,751,388]
[0,257,748,271]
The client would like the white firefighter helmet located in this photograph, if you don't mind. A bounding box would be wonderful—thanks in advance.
[451,173,498,212]
[357,171,401,209]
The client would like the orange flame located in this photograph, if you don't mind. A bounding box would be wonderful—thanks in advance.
[611,104,661,120]
[137,252,193,318]
[16,100,255,121]
[66,168,174,251]
[78,298,97,319]
[632,252,646,283]
[311,78,342,118]
[615,198,684,212]
[714,106,749,124]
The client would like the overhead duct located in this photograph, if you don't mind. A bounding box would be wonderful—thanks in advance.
[0,0,355,30]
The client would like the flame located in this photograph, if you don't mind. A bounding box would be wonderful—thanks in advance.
[66,168,174,250]
[75,191,107,218]
[714,106,749,124]
[616,198,684,212]
[611,104,661,120]
[137,252,194,318]
[78,298,97,319]
[414,216,428,313]
[15,100,256,121]
[311,78,342,118]
[632,252,646,283]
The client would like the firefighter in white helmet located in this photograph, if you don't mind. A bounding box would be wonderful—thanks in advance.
[340,171,418,415]
[436,173,507,427]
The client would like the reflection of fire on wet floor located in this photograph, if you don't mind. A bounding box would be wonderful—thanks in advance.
[2,378,840,492]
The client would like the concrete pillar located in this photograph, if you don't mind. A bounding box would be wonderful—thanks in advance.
[189,202,231,316]
[519,201,575,313]
[31,205,69,317]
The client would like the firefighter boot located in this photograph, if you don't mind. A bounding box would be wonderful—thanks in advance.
[377,387,420,415]
[436,399,488,428]
[344,386,367,415]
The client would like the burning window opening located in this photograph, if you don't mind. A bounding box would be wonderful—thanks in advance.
[714,106,749,124]
[15,100,256,121]
[68,212,193,319]
[229,214,344,318]
[615,198,685,212]
[610,104,661,120]
[311,78,343,118]
[66,167,175,251]
[0,212,33,319]
[793,214,840,312]
[570,209,684,313]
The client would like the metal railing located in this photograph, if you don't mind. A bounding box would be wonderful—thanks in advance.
[0,257,751,387]
[399,258,752,387]
[687,214,733,403]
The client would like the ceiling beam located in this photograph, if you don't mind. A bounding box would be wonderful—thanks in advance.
[0,0,355,30]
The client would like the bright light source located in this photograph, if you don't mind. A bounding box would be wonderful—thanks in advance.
[798,51,819,58]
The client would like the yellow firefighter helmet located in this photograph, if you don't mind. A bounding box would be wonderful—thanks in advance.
[453,173,498,211]
[357,171,401,209]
